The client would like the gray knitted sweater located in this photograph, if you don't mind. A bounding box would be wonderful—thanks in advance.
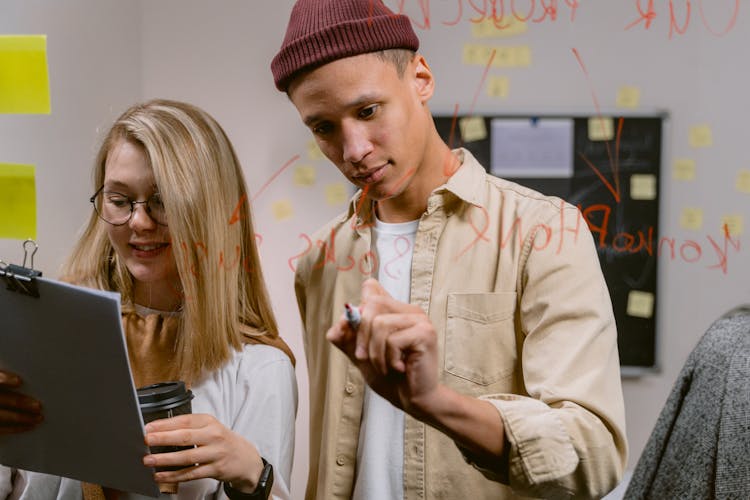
[624,306,750,500]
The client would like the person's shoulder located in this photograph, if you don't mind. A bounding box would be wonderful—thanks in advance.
[455,151,575,218]
[237,343,295,369]
[481,172,577,221]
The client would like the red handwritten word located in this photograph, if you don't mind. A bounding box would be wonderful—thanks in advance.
[442,200,743,275]
[386,0,580,29]
[583,205,741,274]
[287,229,379,276]
[626,0,740,38]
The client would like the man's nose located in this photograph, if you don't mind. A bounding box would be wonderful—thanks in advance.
[341,122,373,165]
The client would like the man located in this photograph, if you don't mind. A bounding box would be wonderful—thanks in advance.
[271,1,627,498]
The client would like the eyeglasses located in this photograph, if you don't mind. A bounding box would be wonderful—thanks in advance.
[90,186,168,226]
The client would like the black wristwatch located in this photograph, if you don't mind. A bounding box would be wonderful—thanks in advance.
[223,457,274,499]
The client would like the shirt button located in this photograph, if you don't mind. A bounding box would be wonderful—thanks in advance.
[344,383,355,395]
[336,455,346,466]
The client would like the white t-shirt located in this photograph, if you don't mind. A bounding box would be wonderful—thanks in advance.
[352,217,418,500]
[0,343,298,500]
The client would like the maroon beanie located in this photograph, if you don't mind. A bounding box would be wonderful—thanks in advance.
[271,0,419,91]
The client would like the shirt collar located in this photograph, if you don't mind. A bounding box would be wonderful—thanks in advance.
[432,148,486,209]
[345,147,487,223]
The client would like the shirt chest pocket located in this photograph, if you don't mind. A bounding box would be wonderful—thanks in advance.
[444,292,518,386]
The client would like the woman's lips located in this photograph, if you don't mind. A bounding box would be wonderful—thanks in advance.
[130,242,170,258]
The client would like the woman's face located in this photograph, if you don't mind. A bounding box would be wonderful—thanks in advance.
[102,139,180,308]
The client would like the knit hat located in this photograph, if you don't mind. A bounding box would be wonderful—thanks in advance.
[271,0,419,91]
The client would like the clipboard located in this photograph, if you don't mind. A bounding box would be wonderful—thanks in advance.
[0,240,160,497]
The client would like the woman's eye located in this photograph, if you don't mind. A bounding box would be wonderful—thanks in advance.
[106,196,129,207]
[151,193,164,208]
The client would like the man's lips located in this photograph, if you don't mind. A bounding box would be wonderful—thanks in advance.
[353,164,388,184]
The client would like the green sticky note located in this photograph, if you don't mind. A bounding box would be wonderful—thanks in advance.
[0,35,51,114]
[0,163,36,239]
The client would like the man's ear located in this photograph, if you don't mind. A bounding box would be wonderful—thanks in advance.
[412,54,435,104]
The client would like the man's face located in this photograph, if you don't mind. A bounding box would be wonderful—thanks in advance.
[288,52,434,204]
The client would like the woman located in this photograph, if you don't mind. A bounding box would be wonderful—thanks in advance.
[0,99,297,499]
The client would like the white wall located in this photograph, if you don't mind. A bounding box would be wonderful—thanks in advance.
[0,0,142,275]
[2,1,749,498]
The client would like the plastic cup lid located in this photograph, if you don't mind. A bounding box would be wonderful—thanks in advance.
[137,381,194,413]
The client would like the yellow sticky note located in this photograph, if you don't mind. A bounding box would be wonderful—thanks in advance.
[630,174,657,200]
[513,46,532,67]
[588,117,614,141]
[616,86,641,109]
[463,44,531,68]
[486,76,510,98]
[293,165,316,187]
[0,163,36,239]
[325,183,349,206]
[306,140,325,161]
[627,290,654,319]
[271,199,294,221]
[673,159,696,181]
[459,116,487,143]
[679,207,704,231]
[0,35,51,114]
[720,215,743,236]
[736,169,750,193]
[471,16,528,37]
[490,46,531,68]
[689,125,713,148]
[462,43,493,66]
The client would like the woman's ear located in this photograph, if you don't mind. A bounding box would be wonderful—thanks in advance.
[412,54,435,104]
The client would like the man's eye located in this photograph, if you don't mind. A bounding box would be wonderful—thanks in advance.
[359,105,378,119]
[313,123,333,135]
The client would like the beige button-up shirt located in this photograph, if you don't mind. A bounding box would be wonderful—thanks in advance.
[294,149,627,499]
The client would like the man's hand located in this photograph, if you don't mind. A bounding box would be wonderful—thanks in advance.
[327,278,441,417]
[327,278,507,461]
[0,370,43,434]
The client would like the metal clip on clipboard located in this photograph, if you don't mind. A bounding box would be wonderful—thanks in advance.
[0,239,42,298]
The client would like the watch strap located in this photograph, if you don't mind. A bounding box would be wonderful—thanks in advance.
[223,457,274,500]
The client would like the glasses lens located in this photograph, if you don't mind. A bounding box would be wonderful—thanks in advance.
[97,192,132,225]
[146,194,167,225]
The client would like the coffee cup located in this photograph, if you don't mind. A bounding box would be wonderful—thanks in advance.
[137,381,194,472]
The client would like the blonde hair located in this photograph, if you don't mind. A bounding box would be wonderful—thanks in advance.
[62,99,292,383]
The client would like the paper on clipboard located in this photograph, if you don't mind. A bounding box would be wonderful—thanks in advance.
[0,277,159,497]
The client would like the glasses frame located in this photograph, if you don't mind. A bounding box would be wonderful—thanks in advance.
[89,186,168,227]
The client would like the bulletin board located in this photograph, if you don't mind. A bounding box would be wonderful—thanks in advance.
[433,114,665,370]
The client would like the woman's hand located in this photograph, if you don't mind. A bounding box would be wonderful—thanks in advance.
[0,370,43,434]
[142,413,265,493]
